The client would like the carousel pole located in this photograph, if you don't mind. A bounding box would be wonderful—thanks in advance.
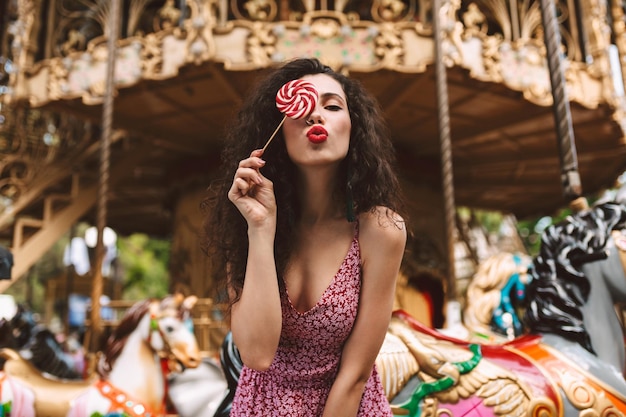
[539,0,582,201]
[89,0,121,353]
[433,0,457,303]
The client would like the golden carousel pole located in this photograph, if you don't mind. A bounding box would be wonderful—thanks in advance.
[433,0,457,304]
[89,0,121,353]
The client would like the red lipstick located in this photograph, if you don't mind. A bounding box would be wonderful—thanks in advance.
[306,126,328,144]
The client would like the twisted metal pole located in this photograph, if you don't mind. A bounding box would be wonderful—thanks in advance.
[539,0,582,200]
[90,0,120,353]
[433,0,457,302]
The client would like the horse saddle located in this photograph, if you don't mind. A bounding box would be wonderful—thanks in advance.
[1,348,96,416]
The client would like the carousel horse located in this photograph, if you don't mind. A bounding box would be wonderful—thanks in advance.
[376,199,626,416]
[0,293,201,417]
[167,354,228,417]
[0,304,82,379]
[462,252,533,342]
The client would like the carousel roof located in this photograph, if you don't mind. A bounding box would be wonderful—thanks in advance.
[29,61,625,240]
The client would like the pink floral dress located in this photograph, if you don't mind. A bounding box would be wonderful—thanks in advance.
[230,225,393,416]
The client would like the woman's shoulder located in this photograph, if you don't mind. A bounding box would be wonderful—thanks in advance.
[358,206,406,249]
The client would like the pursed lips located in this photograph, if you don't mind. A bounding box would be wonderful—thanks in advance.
[306,126,328,143]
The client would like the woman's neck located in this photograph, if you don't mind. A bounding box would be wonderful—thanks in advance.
[297,168,343,225]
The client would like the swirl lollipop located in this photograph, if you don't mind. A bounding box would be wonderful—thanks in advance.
[261,80,319,152]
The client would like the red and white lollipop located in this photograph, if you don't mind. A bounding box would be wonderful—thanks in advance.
[261,80,319,152]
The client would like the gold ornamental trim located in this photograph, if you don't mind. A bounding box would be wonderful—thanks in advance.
[2,0,619,119]
[540,344,626,405]
[505,342,626,415]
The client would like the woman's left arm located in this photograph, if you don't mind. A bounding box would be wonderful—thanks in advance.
[322,208,407,417]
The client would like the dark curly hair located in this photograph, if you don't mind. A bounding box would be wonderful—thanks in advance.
[201,58,407,308]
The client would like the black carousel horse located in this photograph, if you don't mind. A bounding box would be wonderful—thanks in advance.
[0,304,82,379]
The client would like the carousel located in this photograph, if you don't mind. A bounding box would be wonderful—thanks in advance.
[1,0,626,416]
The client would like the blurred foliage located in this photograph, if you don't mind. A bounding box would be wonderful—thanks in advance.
[117,233,170,300]
[516,206,573,256]
[458,208,504,234]
[459,204,575,257]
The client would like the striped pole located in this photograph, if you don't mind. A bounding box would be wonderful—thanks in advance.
[539,0,582,200]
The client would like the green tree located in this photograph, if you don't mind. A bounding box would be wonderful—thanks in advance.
[117,233,170,300]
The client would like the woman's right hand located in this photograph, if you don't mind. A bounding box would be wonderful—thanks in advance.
[228,149,277,231]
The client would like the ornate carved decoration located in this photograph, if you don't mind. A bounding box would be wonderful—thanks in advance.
[0,106,96,216]
[45,0,176,59]
[156,0,182,31]
[560,369,625,415]
[2,0,36,104]
[231,0,278,22]
[184,0,217,65]
[242,21,274,67]
[0,0,622,122]
[371,0,417,22]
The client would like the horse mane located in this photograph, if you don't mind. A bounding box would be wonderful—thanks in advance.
[464,252,524,335]
[98,299,152,377]
[524,201,626,353]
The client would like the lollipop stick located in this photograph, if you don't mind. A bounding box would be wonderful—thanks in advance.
[262,115,287,153]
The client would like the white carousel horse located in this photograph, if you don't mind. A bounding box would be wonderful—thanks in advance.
[167,354,228,417]
[0,294,201,417]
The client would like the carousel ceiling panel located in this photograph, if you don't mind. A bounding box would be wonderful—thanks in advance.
[115,87,181,116]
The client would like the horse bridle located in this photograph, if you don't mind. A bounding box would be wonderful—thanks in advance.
[146,305,190,372]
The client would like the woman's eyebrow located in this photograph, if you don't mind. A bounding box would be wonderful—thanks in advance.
[320,92,347,104]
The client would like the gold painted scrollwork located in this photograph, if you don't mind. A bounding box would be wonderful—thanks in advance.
[47,57,70,100]
[309,18,342,39]
[438,0,464,65]
[461,3,486,37]
[155,0,182,31]
[141,34,165,78]
[60,29,86,56]
[247,21,275,66]
[558,370,626,416]
[371,0,418,23]
[232,0,278,22]
[527,397,558,417]
[0,160,27,209]
[184,0,217,65]
[375,22,404,67]
[0,105,95,213]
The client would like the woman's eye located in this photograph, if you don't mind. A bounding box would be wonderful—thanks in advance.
[325,105,342,111]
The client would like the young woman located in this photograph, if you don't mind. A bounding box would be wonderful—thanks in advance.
[202,58,407,416]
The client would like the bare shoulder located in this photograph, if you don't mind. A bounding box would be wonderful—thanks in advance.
[358,206,407,254]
